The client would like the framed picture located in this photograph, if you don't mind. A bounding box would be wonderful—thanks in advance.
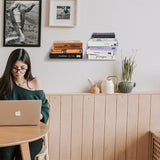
[49,0,77,27]
[3,0,42,47]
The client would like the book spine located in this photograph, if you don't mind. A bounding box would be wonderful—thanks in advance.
[50,53,83,59]
[92,35,115,38]
[91,38,116,42]
[54,45,82,49]
[88,54,115,60]
[51,49,83,54]
[87,49,114,56]
[54,43,82,49]
[92,33,115,38]
[88,41,118,47]
[89,46,117,51]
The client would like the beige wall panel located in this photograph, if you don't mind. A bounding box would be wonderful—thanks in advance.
[71,96,83,160]
[49,96,61,160]
[82,95,94,160]
[150,95,160,131]
[60,96,72,160]
[104,95,117,160]
[126,95,138,160]
[93,95,105,160]
[137,95,150,160]
[115,95,127,160]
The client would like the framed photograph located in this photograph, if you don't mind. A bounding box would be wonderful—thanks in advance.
[49,0,77,27]
[3,0,42,47]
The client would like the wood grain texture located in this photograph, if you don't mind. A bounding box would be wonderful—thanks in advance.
[60,96,72,160]
[82,95,94,160]
[49,96,60,160]
[71,96,83,160]
[126,95,138,160]
[104,95,117,160]
[47,93,158,160]
[93,95,105,160]
[115,95,128,160]
[137,95,150,160]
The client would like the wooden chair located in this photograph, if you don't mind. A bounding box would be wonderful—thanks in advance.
[35,103,50,160]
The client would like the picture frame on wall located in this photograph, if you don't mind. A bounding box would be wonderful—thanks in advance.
[49,0,77,27]
[3,0,42,47]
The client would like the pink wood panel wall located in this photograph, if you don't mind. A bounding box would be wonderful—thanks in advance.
[47,93,160,160]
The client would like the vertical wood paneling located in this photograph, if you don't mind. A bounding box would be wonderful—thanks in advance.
[126,95,138,160]
[150,95,160,131]
[104,95,117,160]
[49,96,60,160]
[137,95,150,160]
[149,95,160,160]
[47,93,160,160]
[71,96,83,160]
[115,95,128,160]
[82,95,94,160]
[93,95,105,160]
[60,96,72,160]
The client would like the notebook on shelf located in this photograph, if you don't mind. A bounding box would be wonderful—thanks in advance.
[0,100,41,126]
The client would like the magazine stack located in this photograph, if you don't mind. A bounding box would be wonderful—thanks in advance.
[87,33,118,60]
[50,40,83,59]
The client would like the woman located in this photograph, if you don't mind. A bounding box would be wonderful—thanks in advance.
[0,48,49,160]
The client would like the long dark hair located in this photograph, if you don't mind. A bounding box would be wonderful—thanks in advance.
[0,48,34,98]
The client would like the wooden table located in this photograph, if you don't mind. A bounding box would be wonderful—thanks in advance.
[0,122,48,160]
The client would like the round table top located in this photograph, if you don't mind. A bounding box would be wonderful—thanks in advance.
[0,122,48,147]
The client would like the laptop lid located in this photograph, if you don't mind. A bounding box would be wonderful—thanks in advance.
[0,100,41,126]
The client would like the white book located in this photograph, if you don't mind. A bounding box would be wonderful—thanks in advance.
[87,49,114,56]
[88,38,118,47]
[88,54,116,60]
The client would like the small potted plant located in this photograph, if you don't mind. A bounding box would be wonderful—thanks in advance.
[119,49,137,93]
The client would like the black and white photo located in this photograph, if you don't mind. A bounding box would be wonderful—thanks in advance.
[56,6,70,20]
[3,0,41,47]
[49,0,77,27]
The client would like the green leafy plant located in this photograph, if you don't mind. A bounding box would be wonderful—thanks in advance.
[121,49,137,82]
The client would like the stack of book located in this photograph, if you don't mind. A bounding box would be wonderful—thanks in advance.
[87,33,118,60]
[50,40,83,59]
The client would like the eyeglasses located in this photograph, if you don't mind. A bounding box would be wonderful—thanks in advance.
[12,67,27,74]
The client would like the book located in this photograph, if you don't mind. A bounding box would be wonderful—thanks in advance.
[89,46,117,51]
[49,53,83,59]
[88,38,118,47]
[90,38,116,41]
[87,49,114,56]
[92,32,115,38]
[53,40,83,49]
[88,54,115,60]
[51,49,83,54]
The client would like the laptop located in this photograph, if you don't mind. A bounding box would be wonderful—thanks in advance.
[0,100,41,126]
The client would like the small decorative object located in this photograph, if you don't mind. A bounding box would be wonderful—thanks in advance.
[101,76,119,94]
[119,49,137,93]
[49,0,77,27]
[3,0,42,47]
[91,84,100,94]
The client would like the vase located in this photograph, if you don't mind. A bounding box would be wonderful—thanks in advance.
[118,82,136,93]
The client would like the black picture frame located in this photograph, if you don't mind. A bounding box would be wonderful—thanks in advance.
[3,0,42,47]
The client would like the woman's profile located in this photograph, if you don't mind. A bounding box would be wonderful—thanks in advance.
[0,48,49,160]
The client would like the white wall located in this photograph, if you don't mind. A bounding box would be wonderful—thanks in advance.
[0,0,160,94]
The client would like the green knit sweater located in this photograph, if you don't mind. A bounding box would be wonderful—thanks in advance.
[2,82,49,124]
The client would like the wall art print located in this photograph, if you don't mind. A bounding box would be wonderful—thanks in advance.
[3,0,41,47]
